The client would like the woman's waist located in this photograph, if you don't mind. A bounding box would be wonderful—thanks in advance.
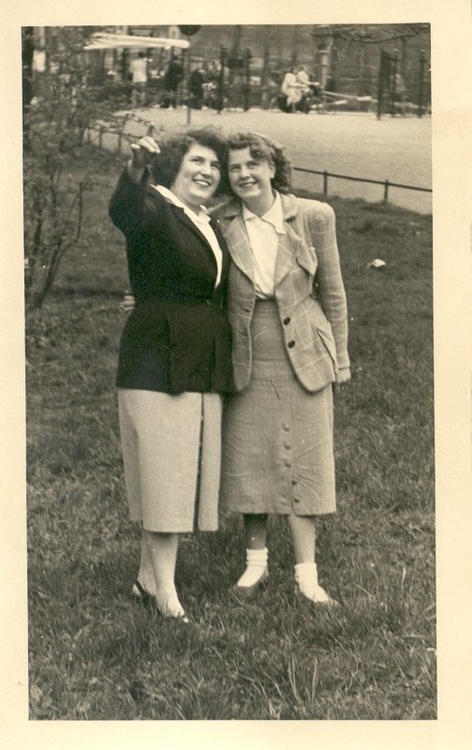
[123,299,229,340]
[135,289,224,308]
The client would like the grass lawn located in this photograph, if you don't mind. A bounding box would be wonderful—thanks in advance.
[26,146,435,720]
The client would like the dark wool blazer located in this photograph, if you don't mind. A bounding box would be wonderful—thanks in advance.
[109,170,234,395]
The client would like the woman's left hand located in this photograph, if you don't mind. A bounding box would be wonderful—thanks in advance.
[119,292,136,314]
[336,368,351,385]
[334,368,351,394]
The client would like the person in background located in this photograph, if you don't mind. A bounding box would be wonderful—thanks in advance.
[163,54,183,108]
[280,67,300,111]
[214,132,350,607]
[295,64,311,95]
[393,72,408,116]
[130,51,148,107]
[188,67,206,109]
[109,128,233,622]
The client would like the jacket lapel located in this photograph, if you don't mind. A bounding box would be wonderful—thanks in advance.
[216,200,255,281]
[216,193,315,286]
[147,186,224,275]
[273,194,301,286]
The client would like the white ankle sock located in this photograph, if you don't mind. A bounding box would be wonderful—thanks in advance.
[294,562,331,603]
[236,547,269,588]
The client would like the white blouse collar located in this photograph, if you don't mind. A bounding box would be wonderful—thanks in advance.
[242,191,285,234]
[152,184,211,224]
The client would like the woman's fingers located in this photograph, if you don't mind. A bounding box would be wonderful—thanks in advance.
[131,136,160,168]
[130,137,160,168]
[136,135,161,153]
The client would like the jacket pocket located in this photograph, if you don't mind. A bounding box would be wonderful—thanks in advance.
[306,299,338,370]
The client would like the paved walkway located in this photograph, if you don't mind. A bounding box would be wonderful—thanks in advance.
[103,106,432,214]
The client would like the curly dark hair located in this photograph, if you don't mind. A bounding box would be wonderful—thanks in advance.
[221,131,293,196]
[150,127,227,195]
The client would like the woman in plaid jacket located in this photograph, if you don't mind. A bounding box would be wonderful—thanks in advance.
[214,132,350,607]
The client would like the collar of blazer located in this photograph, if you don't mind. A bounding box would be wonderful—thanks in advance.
[214,193,313,284]
[147,184,228,263]
[146,184,208,234]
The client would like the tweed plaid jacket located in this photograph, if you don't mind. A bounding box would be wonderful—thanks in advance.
[213,193,350,393]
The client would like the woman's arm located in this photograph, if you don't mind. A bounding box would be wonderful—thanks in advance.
[304,201,351,379]
[109,137,160,235]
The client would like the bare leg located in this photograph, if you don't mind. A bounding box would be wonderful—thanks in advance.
[137,529,187,619]
[286,512,316,563]
[243,513,268,549]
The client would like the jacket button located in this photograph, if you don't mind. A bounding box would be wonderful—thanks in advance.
[283,317,291,325]
[288,340,296,348]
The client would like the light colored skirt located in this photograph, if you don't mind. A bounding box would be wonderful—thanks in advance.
[118,389,222,532]
[221,300,335,516]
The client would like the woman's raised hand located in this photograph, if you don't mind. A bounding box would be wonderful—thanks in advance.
[130,136,161,167]
[127,136,161,181]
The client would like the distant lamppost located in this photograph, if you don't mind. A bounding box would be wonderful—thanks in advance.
[177,26,201,123]
[418,49,427,118]
[390,48,399,116]
[311,25,332,89]
[217,45,227,114]
[243,48,252,111]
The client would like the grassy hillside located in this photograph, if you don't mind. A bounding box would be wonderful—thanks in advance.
[26,146,434,720]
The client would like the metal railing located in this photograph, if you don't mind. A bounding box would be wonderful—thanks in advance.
[85,120,432,205]
[293,166,432,203]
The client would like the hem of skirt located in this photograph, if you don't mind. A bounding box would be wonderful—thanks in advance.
[220,505,336,516]
[132,518,219,533]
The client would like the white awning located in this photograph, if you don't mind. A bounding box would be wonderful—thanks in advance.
[84,33,190,51]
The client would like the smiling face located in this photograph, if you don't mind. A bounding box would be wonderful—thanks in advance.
[170,143,221,210]
[227,147,275,216]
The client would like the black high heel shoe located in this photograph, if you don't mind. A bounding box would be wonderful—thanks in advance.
[131,581,189,623]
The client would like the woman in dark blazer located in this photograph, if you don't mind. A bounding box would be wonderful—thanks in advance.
[214,132,350,607]
[109,129,233,622]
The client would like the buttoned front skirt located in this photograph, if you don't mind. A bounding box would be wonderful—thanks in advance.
[118,389,222,532]
[221,300,335,516]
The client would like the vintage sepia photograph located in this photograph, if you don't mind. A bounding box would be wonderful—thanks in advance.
[21,22,438,723]
[3,0,472,744]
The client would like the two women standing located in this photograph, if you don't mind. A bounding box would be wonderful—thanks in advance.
[109,127,350,622]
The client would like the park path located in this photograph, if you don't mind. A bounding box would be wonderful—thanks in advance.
[104,106,432,214]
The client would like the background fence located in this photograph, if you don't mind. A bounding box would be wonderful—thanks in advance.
[87,119,432,206]
[293,166,432,203]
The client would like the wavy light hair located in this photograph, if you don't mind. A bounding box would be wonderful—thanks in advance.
[222,131,292,196]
